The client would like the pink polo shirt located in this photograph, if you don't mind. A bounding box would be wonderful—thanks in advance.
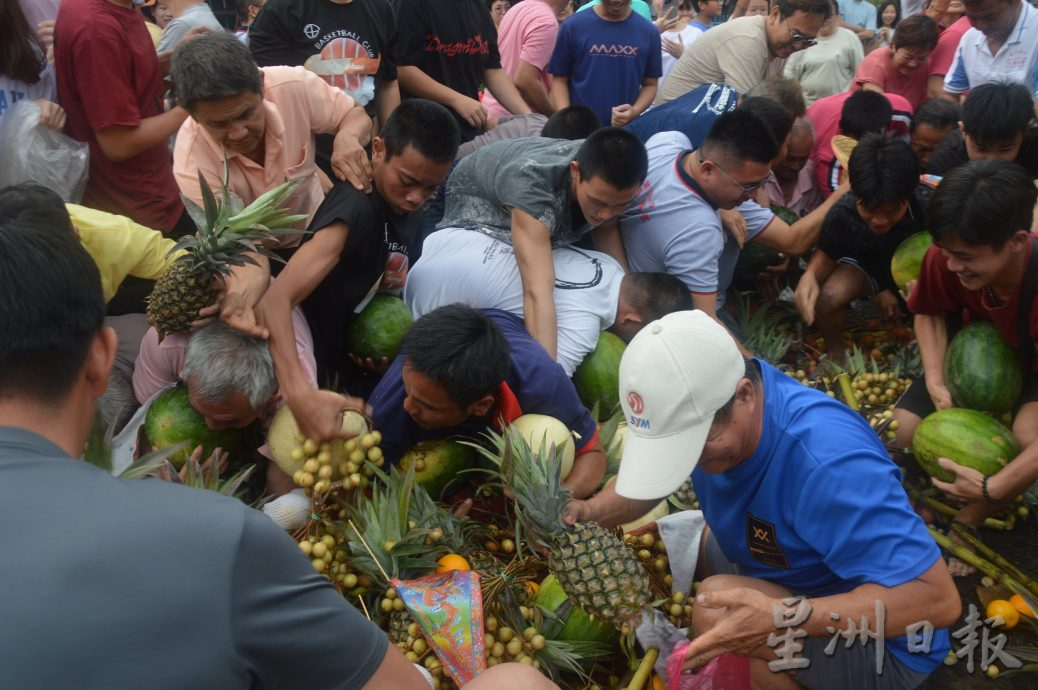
[852,46,930,110]
[173,66,356,246]
[764,161,823,217]
[929,16,972,78]
[483,0,558,118]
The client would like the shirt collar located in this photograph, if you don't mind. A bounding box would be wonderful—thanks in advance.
[0,426,72,459]
[676,150,720,210]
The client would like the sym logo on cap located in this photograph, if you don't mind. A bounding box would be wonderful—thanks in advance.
[627,391,650,430]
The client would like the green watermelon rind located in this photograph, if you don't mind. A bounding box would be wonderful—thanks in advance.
[573,332,626,422]
[346,294,413,362]
[913,408,1019,483]
[890,232,933,292]
[143,384,243,469]
[944,322,1023,416]
[533,574,619,646]
[397,439,475,499]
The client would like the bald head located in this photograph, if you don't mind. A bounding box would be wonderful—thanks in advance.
[775,117,814,183]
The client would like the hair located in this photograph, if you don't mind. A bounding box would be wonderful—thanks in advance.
[745,77,807,118]
[624,273,694,322]
[700,110,780,165]
[712,358,763,426]
[790,115,815,142]
[911,98,960,133]
[774,0,833,19]
[0,0,46,84]
[927,160,1037,249]
[0,191,105,402]
[848,134,920,209]
[892,14,938,50]
[738,97,794,152]
[542,105,602,140]
[236,0,264,20]
[875,0,901,28]
[574,127,649,190]
[839,90,893,139]
[171,33,262,111]
[381,98,461,163]
[182,322,277,409]
[0,183,73,234]
[402,305,512,407]
[961,82,1034,149]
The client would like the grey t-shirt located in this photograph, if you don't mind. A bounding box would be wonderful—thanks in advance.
[437,136,589,247]
[157,3,225,54]
[0,426,387,689]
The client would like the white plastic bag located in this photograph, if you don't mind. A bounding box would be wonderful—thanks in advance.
[0,99,88,202]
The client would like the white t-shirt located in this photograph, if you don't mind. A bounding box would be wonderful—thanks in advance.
[404,228,624,376]
[659,24,704,91]
[619,131,724,295]
[782,28,864,106]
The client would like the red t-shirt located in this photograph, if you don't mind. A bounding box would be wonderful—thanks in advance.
[929,16,972,78]
[852,46,930,110]
[54,0,183,232]
[909,239,1038,371]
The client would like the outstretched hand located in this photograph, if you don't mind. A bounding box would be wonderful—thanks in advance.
[289,389,371,443]
[682,588,777,671]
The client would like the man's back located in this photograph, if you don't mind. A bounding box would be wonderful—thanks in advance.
[0,427,385,688]
[626,82,739,144]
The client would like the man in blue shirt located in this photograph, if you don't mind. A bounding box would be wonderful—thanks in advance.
[625,82,741,144]
[549,0,662,127]
[369,304,605,497]
[564,310,960,689]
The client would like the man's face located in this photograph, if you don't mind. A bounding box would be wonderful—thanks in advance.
[765,7,826,59]
[699,0,723,18]
[189,91,266,160]
[964,130,1024,162]
[910,122,954,167]
[937,232,1026,290]
[774,133,812,183]
[697,381,758,474]
[570,165,642,226]
[964,0,1020,39]
[372,140,452,216]
[187,379,264,431]
[401,362,471,430]
[700,156,774,209]
[890,46,931,74]
[599,0,632,19]
[855,200,909,234]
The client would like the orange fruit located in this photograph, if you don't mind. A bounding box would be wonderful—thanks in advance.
[435,554,471,574]
[525,581,540,597]
[986,599,1020,630]
[651,674,666,690]
[1010,594,1035,619]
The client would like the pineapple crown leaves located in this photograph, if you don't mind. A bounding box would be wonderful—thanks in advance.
[496,602,609,682]
[406,478,485,556]
[82,410,185,480]
[174,458,257,497]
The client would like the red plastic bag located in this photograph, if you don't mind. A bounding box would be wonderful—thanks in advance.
[666,641,750,690]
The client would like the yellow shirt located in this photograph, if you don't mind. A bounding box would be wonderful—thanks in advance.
[67,204,186,302]
[145,21,163,49]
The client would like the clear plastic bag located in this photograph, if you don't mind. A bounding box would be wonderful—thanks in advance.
[0,99,88,202]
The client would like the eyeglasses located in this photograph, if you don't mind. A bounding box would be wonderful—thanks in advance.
[703,155,774,194]
[789,28,817,49]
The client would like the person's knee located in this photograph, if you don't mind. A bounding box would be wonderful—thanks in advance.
[691,575,743,635]
[466,662,559,689]
[817,280,850,315]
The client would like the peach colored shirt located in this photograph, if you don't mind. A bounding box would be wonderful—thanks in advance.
[173,66,356,245]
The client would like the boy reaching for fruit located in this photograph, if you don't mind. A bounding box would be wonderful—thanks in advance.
[892,160,1038,530]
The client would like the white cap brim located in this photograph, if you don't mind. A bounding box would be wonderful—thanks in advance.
[613,409,714,500]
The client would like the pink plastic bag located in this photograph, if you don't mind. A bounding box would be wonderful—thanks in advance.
[666,641,750,690]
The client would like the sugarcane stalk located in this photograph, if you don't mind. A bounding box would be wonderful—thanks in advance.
[626,647,659,690]
[928,527,1032,593]
[836,372,860,411]
[907,486,1014,530]
[950,523,1038,598]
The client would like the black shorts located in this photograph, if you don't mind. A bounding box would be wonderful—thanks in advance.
[896,373,1038,418]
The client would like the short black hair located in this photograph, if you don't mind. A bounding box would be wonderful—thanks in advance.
[775,0,833,19]
[0,194,106,402]
[892,14,938,50]
[745,77,807,118]
[542,105,601,140]
[927,160,1037,250]
[961,82,1034,149]
[738,97,794,152]
[574,127,649,190]
[624,273,693,321]
[701,110,780,166]
[911,98,960,133]
[402,304,511,407]
[171,33,262,111]
[236,0,263,17]
[381,98,461,163]
[839,90,893,140]
[848,134,920,209]
[0,184,73,235]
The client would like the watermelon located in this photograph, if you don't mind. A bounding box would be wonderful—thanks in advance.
[511,413,576,480]
[346,294,413,362]
[944,322,1022,416]
[573,332,626,421]
[398,438,475,499]
[913,408,1019,482]
[771,205,800,226]
[144,384,244,469]
[890,232,933,293]
[266,403,368,475]
[533,574,619,646]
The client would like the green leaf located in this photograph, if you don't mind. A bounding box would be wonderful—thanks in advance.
[198,170,220,230]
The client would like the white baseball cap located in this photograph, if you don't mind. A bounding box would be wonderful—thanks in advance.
[614,310,746,500]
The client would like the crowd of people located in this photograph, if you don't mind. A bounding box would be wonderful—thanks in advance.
[2,0,1038,687]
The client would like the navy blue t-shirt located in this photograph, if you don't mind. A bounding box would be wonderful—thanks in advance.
[548,9,662,127]
[693,360,949,674]
[370,309,598,463]
[626,82,739,145]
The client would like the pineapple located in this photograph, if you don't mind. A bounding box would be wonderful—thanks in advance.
[146,170,307,339]
[474,427,650,630]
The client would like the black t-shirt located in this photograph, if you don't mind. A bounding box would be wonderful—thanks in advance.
[926,128,1038,178]
[297,182,420,379]
[818,187,928,293]
[393,0,502,141]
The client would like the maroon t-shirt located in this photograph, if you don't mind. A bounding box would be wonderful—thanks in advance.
[909,238,1038,371]
[55,0,183,232]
